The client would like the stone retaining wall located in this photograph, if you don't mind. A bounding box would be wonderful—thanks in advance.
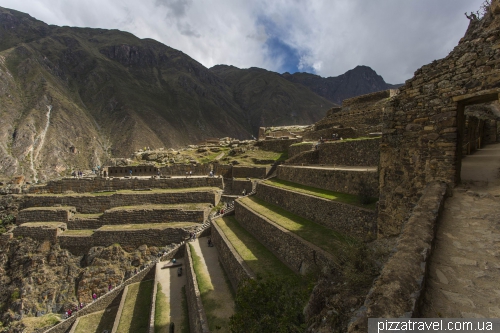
[277,165,379,197]
[185,244,210,333]
[23,190,221,214]
[256,138,301,152]
[29,177,223,194]
[285,150,319,165]
[17,207,75,224]
[231,166,270,179]
[288,143,314,157]
[256,183,376,239]
[99,206,209,224]
[58,226,194,254]
[303,127,357,141]
[317,138,380,166]
[235,201,336,274]
[348,182,447,333]
[211,220,255,291]
[13,223,66,243]
[230,179,253,196]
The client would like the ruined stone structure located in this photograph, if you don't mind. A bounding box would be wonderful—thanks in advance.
[106,165,160,177]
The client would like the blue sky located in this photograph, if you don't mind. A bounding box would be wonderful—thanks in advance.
[0,0,486,83]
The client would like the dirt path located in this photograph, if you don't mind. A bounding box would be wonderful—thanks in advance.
[191,237,234,330]
[155,259,186,331]
[422,143,500,318]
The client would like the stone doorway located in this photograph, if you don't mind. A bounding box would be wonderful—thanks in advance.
[454,92,500,184]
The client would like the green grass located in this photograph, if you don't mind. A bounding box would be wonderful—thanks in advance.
[290,141,315,147]
[180,286,190,333]
[19,313,62,332]
[74,307,118,333]
[116,280,154,333]
[215,217,296,280]
[239,196,356,264]
[98,222,199,230]
[154,283,170,333]
[264,178,378,209]
[30,187,219,197]
[189,244,233,333]
[21,206,74,211]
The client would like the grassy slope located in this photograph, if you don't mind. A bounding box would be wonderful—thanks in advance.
[264,178,378,209]
[239,196,356,262]
[154,283,170,333]
[74,307,119,333]
[215,216,296,280]
[116,280,154,333]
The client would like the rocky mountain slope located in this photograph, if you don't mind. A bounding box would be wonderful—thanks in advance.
[0,6,395,182]
[282,65,402,105]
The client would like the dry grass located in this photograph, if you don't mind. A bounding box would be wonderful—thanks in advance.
[98,222,199,230]
[62,229,94,236]
[18,222,65,227]
[21,206,74,211]
[29,187,219,197]
[73,307,118,333]
[106,203,209,211]
[19,313,62,332]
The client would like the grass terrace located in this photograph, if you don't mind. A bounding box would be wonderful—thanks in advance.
[116,280,154,333]
[73,307,118,333]
[98,222,199,230]
[73,213,102,219]
[61,229,94,236]
[189,244,234,333]
[264,178,378,209]
[18,222,65,227]
[154,283,170,333]
[215,217,296,280]
[20,206,74,211]
[239,196,356,258]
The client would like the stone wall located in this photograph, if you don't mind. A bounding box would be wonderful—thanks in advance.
[214,164,232,178]
[230,179,253,196]
[17,207,75,224]
[317,138,380,166]
[23,190,221,214]
[13,223,66,243]
[302,127,357,141]
[211,220,255,291]
[348,182,447,333]
[235,201,337,274]
[28,177,224,194]
[99,206,209,224]
[185,244,210,333]
[377,7,500,237]
[91,227,191,250]
[288,143,314,158]
[58,234,93,255]
[256,183,376,239]
[285,150,319,165]
[159,164,212,177]
[277,165,379,197]
[256,138,302,152]
[231,166,270,179]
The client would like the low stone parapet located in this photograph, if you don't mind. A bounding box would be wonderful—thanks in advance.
[256,183,376,239]
[277,165,379,197]
[185,244,210,333]
[348,182,447,332]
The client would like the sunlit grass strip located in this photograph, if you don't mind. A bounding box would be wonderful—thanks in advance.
[264,178,377,209]
[154,283,170,333]
[116,280,154,333]
[239,196,356,257]
[215,217,296,280]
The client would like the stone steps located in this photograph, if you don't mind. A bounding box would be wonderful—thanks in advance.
[22,188,222,213]
[277,164,378,197]
[255,181,376,239]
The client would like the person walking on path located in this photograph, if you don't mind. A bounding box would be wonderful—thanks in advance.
[92,293,97,302]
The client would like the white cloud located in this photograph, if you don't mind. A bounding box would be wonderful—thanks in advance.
[0,0,486,83]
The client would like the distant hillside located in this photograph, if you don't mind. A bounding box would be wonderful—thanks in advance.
[210,65,335,134]
[282,66,402,105]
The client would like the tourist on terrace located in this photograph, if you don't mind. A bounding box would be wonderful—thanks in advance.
[92,293,97,302]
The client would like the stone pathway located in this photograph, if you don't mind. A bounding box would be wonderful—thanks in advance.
[422,143,500,318]
[155,258,186,331]
[190,237,234,331]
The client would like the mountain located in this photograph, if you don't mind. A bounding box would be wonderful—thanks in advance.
[0,6,335,181]
[282,66,402,105]
[210,65,334,134]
